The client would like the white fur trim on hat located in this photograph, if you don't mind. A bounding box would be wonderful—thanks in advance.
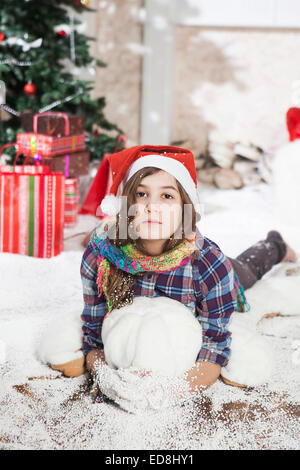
[124,155,201,212]
[100,194,122,216]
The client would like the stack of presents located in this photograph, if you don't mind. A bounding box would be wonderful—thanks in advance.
[0,111,90,258]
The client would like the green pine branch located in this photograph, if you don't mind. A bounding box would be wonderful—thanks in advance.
[0,0,125,164]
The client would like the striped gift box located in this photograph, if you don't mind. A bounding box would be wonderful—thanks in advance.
[17,133,85,157]
[0,170,65,258]
[64,178,80,228]
[0,164,50,174]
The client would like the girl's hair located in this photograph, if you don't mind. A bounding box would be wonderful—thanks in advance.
[105,167,201,310]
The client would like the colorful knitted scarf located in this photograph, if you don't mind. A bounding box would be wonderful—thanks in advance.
[90,227,250,314]
[90,229,197,312]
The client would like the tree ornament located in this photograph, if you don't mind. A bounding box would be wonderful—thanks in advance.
[81,0,90,6]
[24,82,36,95]
[57,30,67,38]
[0,32,5,43]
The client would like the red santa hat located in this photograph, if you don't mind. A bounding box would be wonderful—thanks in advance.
[99,144,201,216]
[286,107,300,141]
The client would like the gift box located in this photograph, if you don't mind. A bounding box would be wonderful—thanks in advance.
[64,178,80,228]
[0,164,65,258]
[21,111,84,136]
[17,133,85,157]
[27,151,90,177]
[0,164,50,174]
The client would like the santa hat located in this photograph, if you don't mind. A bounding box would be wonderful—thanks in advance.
[99,144,201,216]
[286,107,300,141]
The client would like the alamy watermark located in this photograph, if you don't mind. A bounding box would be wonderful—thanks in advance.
[0,80,6,106]
[96,198,206,246]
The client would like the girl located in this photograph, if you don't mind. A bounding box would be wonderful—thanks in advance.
[53,145,297,410]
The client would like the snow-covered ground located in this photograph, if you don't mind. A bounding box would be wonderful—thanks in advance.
[0,181,299,450]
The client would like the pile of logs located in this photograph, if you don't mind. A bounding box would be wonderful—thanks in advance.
[177,131,273,190]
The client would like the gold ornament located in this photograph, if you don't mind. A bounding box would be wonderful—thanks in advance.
[81,0,90,7]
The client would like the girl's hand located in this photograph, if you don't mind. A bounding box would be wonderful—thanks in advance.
[50,351,85,378]
[95,364,152,410]
[123,366,153,380]
[113,369,161,413]
[95,364,128,402]
[114,368,192,413]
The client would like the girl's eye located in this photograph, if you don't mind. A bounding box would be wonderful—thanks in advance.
[136,191,174,199]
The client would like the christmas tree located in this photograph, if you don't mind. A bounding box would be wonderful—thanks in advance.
[0,0,124,164]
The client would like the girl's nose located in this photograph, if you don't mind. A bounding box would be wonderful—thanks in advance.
[144,199,159,213]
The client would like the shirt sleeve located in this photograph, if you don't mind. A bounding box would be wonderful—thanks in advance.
[193,240,237,367]
[80,241,108,356]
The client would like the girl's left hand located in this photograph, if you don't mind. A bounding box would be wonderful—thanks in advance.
[114,368,191,413]
[122,366,152,380]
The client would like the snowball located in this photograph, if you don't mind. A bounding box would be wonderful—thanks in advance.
[102,296,203,377]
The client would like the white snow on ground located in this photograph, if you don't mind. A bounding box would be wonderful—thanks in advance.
[0,182,299,450]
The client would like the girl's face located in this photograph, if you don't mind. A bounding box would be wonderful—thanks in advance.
[131,170,183,240]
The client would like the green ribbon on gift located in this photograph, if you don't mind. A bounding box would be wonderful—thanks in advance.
[28,175,35,257]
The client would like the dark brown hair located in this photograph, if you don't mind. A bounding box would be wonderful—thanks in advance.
[105,167,201,310]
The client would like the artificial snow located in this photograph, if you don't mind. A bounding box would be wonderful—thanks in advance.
[0,181,299,450]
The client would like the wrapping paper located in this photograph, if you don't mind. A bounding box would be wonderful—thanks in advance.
[64,177,80,228]
[0,166,65,258]
[17,133,85,157]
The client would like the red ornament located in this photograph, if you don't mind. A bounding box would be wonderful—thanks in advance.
[57,30,67,38]
[286,107,300,142]
[24,82,36,95]
[0,32,5,43]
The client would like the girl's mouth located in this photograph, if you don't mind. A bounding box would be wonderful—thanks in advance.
[143,220,162,224]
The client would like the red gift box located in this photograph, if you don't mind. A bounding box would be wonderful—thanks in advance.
[21,112,84,136]
[27,151,90,177]
[64,178,80,228]
[17,133,85,157]
[0,145,65,258]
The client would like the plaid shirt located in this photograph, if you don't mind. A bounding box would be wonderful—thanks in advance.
[80,234,243,368]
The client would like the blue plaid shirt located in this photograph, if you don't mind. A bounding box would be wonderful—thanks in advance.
[80,232,246,368]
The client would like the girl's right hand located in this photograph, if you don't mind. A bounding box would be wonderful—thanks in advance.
[128,367,152,379]
[51,353,85,378]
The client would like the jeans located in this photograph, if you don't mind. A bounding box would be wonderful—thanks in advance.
[227,235,287,290]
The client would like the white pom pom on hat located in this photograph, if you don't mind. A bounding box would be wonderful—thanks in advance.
[100,194,122,216]
[99,145,201,216]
